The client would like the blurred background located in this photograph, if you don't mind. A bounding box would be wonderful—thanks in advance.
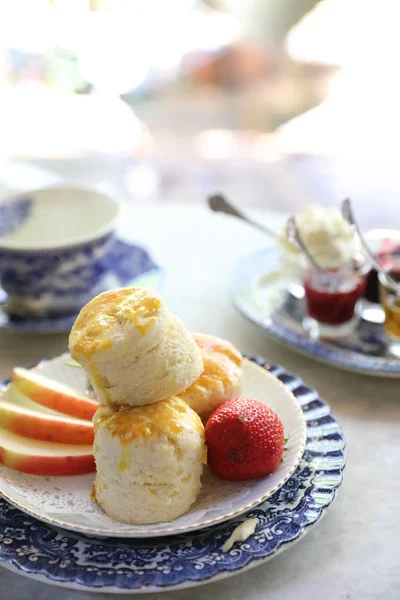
[1,0,400,228]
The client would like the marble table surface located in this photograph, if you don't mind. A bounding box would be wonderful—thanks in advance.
[0,204,399,600]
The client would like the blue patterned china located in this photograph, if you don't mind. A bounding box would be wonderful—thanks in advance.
[0,356,345,593]
[0,186,120,318]
[231,248,400,377]
[0,240,161,334]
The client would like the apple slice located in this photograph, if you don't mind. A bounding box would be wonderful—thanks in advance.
[0,401,94,445]
[12,368,99,420]
[7,385,72,417]
[0,428,95,476]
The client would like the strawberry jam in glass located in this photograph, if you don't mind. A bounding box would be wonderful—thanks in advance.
[302,255,369,339]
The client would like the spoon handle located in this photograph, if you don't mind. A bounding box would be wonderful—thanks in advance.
[341,198,398,291]
[286,216,325,274]
[208,194,279,241]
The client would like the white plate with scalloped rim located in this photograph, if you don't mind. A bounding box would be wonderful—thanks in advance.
[0,354,306,538]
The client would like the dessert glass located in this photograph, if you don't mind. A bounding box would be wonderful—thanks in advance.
[378,264,400,358]
[301,254,369,339]
[361,229,400,324]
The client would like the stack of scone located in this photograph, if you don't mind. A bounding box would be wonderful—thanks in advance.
[69,287,243,524]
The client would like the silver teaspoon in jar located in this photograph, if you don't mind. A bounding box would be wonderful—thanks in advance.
[208,194,279,241]
[341,198,399,293]
[286,216,326,273]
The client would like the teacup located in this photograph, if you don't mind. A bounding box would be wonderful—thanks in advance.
[0,185,120,318]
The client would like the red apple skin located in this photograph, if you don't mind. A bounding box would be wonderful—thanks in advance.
[0,445,95,476]
[0,403,94,445]
[12,368,98,420]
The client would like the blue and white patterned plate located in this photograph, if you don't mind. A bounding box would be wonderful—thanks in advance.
[231,248,400,377]
[0,356,346,593]
[0,240,162,334]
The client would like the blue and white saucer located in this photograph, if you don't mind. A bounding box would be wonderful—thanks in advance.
[231,248,400,377]
[0,356,345,593]
[0,240,162,334]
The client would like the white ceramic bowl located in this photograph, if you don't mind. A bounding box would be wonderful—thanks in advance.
[0,186,120,317]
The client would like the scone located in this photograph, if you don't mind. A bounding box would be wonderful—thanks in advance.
[69,287,203,408]
[92,397,205,524]
[179,333,243,422]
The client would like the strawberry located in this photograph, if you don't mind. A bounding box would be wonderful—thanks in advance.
[205,397,284,480]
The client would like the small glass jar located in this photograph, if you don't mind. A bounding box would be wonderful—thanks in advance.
[301,255,369,339]
[378,265,400,358]
[362,229,400,324]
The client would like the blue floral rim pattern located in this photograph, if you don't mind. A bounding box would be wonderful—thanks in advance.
[0,356,346,593]
[0,233,116,298]
[0,239,162,334]
[0,196,32,237]
[231,248,400,377]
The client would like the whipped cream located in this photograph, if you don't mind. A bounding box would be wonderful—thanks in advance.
[222,518,259,552]
[281,204,355,268]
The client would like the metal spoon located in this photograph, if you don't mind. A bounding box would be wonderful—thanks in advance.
[286,215,326,273]
[208,194,279,241]
[341,198,399,292]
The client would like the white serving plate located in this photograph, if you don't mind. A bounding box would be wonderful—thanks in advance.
[0,354,306,538]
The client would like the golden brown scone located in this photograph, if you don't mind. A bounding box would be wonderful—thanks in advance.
[69,287,203,408]
[91,397,205,524]
[178,333,243,422]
